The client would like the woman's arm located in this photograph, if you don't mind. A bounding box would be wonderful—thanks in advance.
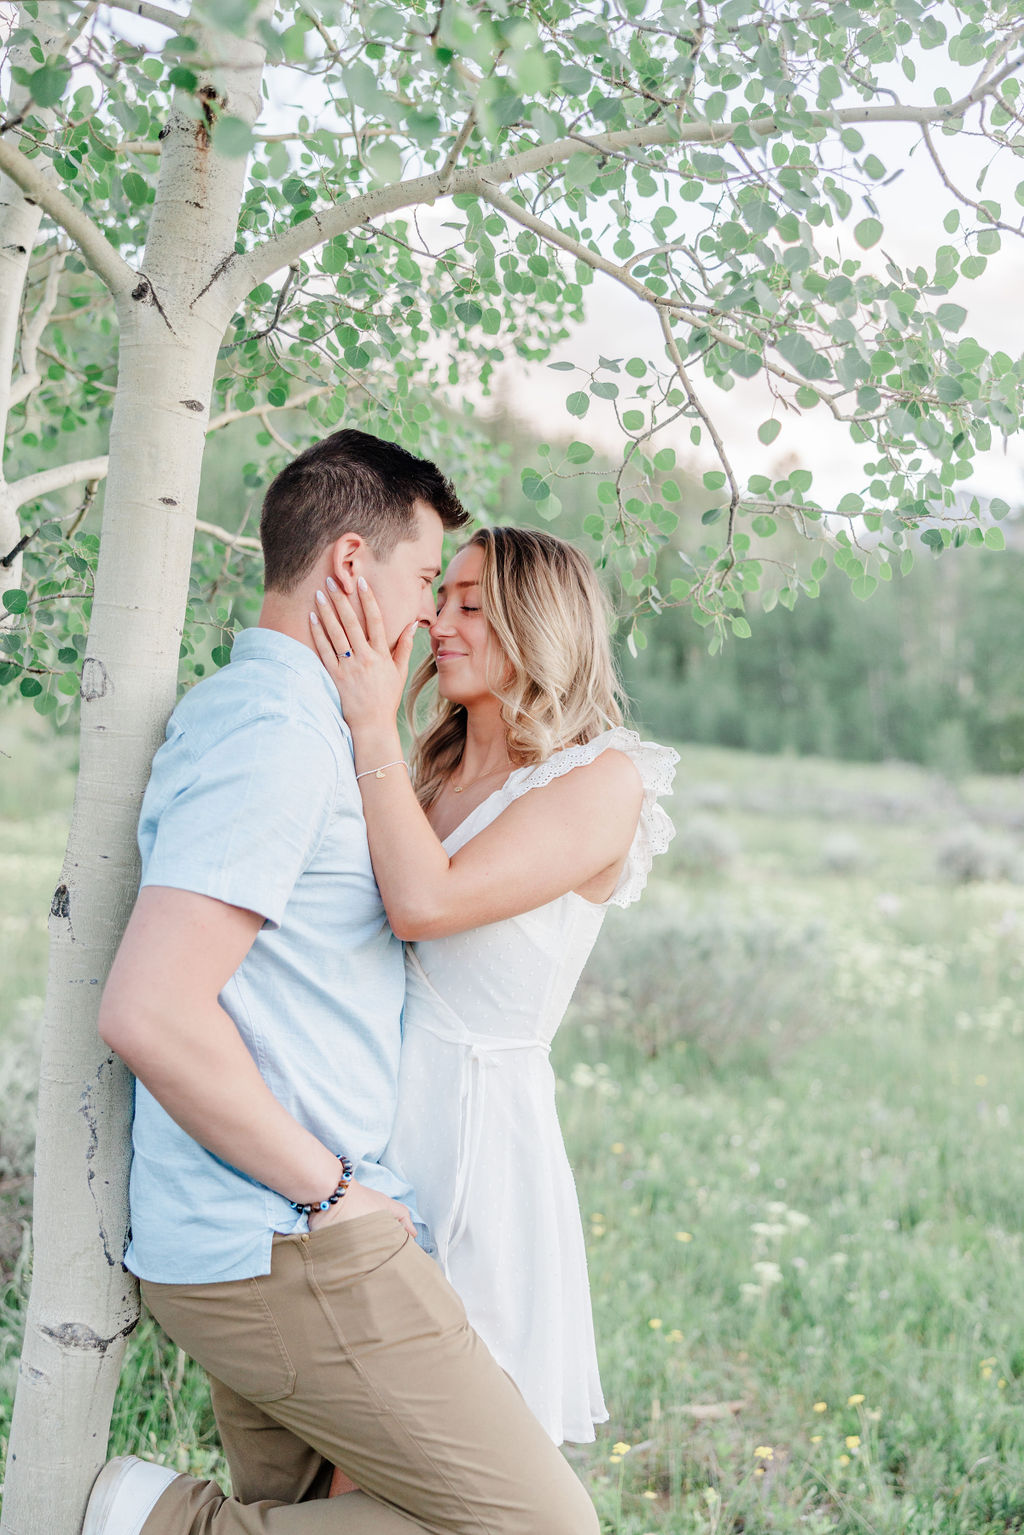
[310,579,644,940]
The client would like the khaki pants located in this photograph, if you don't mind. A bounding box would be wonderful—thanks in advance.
[140,1213,598,1535]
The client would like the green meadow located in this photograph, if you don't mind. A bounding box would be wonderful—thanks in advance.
[3,723,1024,1533]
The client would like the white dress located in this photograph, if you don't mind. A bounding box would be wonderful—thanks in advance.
[381,727,679,1445]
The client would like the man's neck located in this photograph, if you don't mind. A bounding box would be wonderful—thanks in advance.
[257,592,318,652]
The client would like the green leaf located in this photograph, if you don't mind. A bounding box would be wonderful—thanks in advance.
[566,392,589,418]
[213,116,255,158]
[566,441,593,465]
[211,644,233,667]
[622,410,644,431]
[936,303,967,331]
[921,528,945,550]
[122,171,149,206]
[28,61,69,107]
[701,506,724,525]
[730,615,752,638]
[454,301,482,327]
[19,677,43,698]
[984,526,1005,550]
[521,474,551,503]
[590,381,619,400]
[854,218,883,249]
[2,589,28,614]
[757,419,781,445]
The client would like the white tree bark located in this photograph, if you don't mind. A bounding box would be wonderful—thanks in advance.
[0,9,63,611]
[0,9,269,1531]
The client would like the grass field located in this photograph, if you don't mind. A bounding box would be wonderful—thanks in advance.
[2,720,1024,1532]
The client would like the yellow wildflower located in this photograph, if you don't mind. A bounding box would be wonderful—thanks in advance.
[648,1318,663,1330]
[810,1435,822,1444]
[847,1394,865,1406]
[676,1231,694,1242]
[611,1142,625,1154]
[754,1446,774,1461]
[813,1401,828,1413]
[642,1490,658,1500]
[667,1329,684,1343]
[612,1441,632,1456]
[846,1436,860,1450]
[981,1365,993,1379]
[838,1454,851,1468]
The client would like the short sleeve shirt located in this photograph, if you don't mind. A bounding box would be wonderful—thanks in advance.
[123,628,418,1284]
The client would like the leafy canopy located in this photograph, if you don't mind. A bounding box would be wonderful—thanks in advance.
[1,0,1022,704]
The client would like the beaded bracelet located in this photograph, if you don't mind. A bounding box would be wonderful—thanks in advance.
[290,1153,354,1215]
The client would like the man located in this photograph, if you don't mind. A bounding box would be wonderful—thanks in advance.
[91,430,599,1535]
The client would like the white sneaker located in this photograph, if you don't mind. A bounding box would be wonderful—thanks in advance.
[83,1456,181,1535]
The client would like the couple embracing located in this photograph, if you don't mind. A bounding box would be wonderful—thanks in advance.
[90,429,677,1535]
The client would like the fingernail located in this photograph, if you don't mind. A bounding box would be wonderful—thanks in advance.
[357,576,368,591]
[326,576,338,591]
[315,589,326,604]
[310,612,319,626]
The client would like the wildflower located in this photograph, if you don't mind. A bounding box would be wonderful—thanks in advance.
[981,1364,994,1379]
[846,1435,860,1450]
[612,1442,631,1456]
[753,1260,782,1286]
[667,1329,684,1343]
[609,1454,622,1465]
[810,1435,822,1444]
[754,1446,774,1461]
[754,1467,765,1477]
[611,1142,625,1154]
[648,1318,663,1330]
[975,1074,988,1086]
[591,1213,605,1222]
[838,1454,851,1468]
[999,1379,1008,1390]
[813,1402,827,1413]
[676,1230,693,1242]
[642,1490,658,1500]
[847,1394,865,1406]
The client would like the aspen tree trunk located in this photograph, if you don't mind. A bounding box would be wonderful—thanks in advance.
[0,8,60,609]
[1,12,269,1530]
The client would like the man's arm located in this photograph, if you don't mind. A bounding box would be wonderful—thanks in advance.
[100,886,413,1231]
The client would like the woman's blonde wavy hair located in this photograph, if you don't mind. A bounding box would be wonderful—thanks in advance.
[407,526,625,808]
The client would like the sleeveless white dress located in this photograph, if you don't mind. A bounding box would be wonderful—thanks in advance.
[381,727,679,1445]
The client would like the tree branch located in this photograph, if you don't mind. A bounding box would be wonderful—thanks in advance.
[920,122,1024,240]
[207,382,331,432]
[9,242,68,410]
[99,1,190,29]
[0,141,134,299]
[8,456,110,511]
[658,308,740,557]
[195,519,261,552]
[233,76,1024,296]
[472,181,841,414]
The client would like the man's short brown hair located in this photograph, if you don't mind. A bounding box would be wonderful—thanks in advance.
[260,429,469,592]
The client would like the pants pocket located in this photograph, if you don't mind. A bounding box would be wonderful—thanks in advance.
[142,1275,297,1404]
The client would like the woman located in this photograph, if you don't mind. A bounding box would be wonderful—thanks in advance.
[310,526,677,1445]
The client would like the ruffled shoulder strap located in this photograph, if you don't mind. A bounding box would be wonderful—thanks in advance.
[500,727,679,907]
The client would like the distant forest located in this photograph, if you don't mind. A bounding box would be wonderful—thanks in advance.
[489,413,1024,778]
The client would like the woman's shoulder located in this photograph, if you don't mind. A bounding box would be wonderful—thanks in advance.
[506,727,679,802]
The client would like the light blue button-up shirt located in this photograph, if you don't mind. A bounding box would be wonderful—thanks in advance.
[123,627,418,1284]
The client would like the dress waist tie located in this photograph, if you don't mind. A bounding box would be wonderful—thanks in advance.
[404,952,551,1262]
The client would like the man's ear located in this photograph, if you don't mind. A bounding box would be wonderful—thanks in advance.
[327,532,365,590]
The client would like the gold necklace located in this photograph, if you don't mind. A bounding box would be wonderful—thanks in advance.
[451,763,512,794]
